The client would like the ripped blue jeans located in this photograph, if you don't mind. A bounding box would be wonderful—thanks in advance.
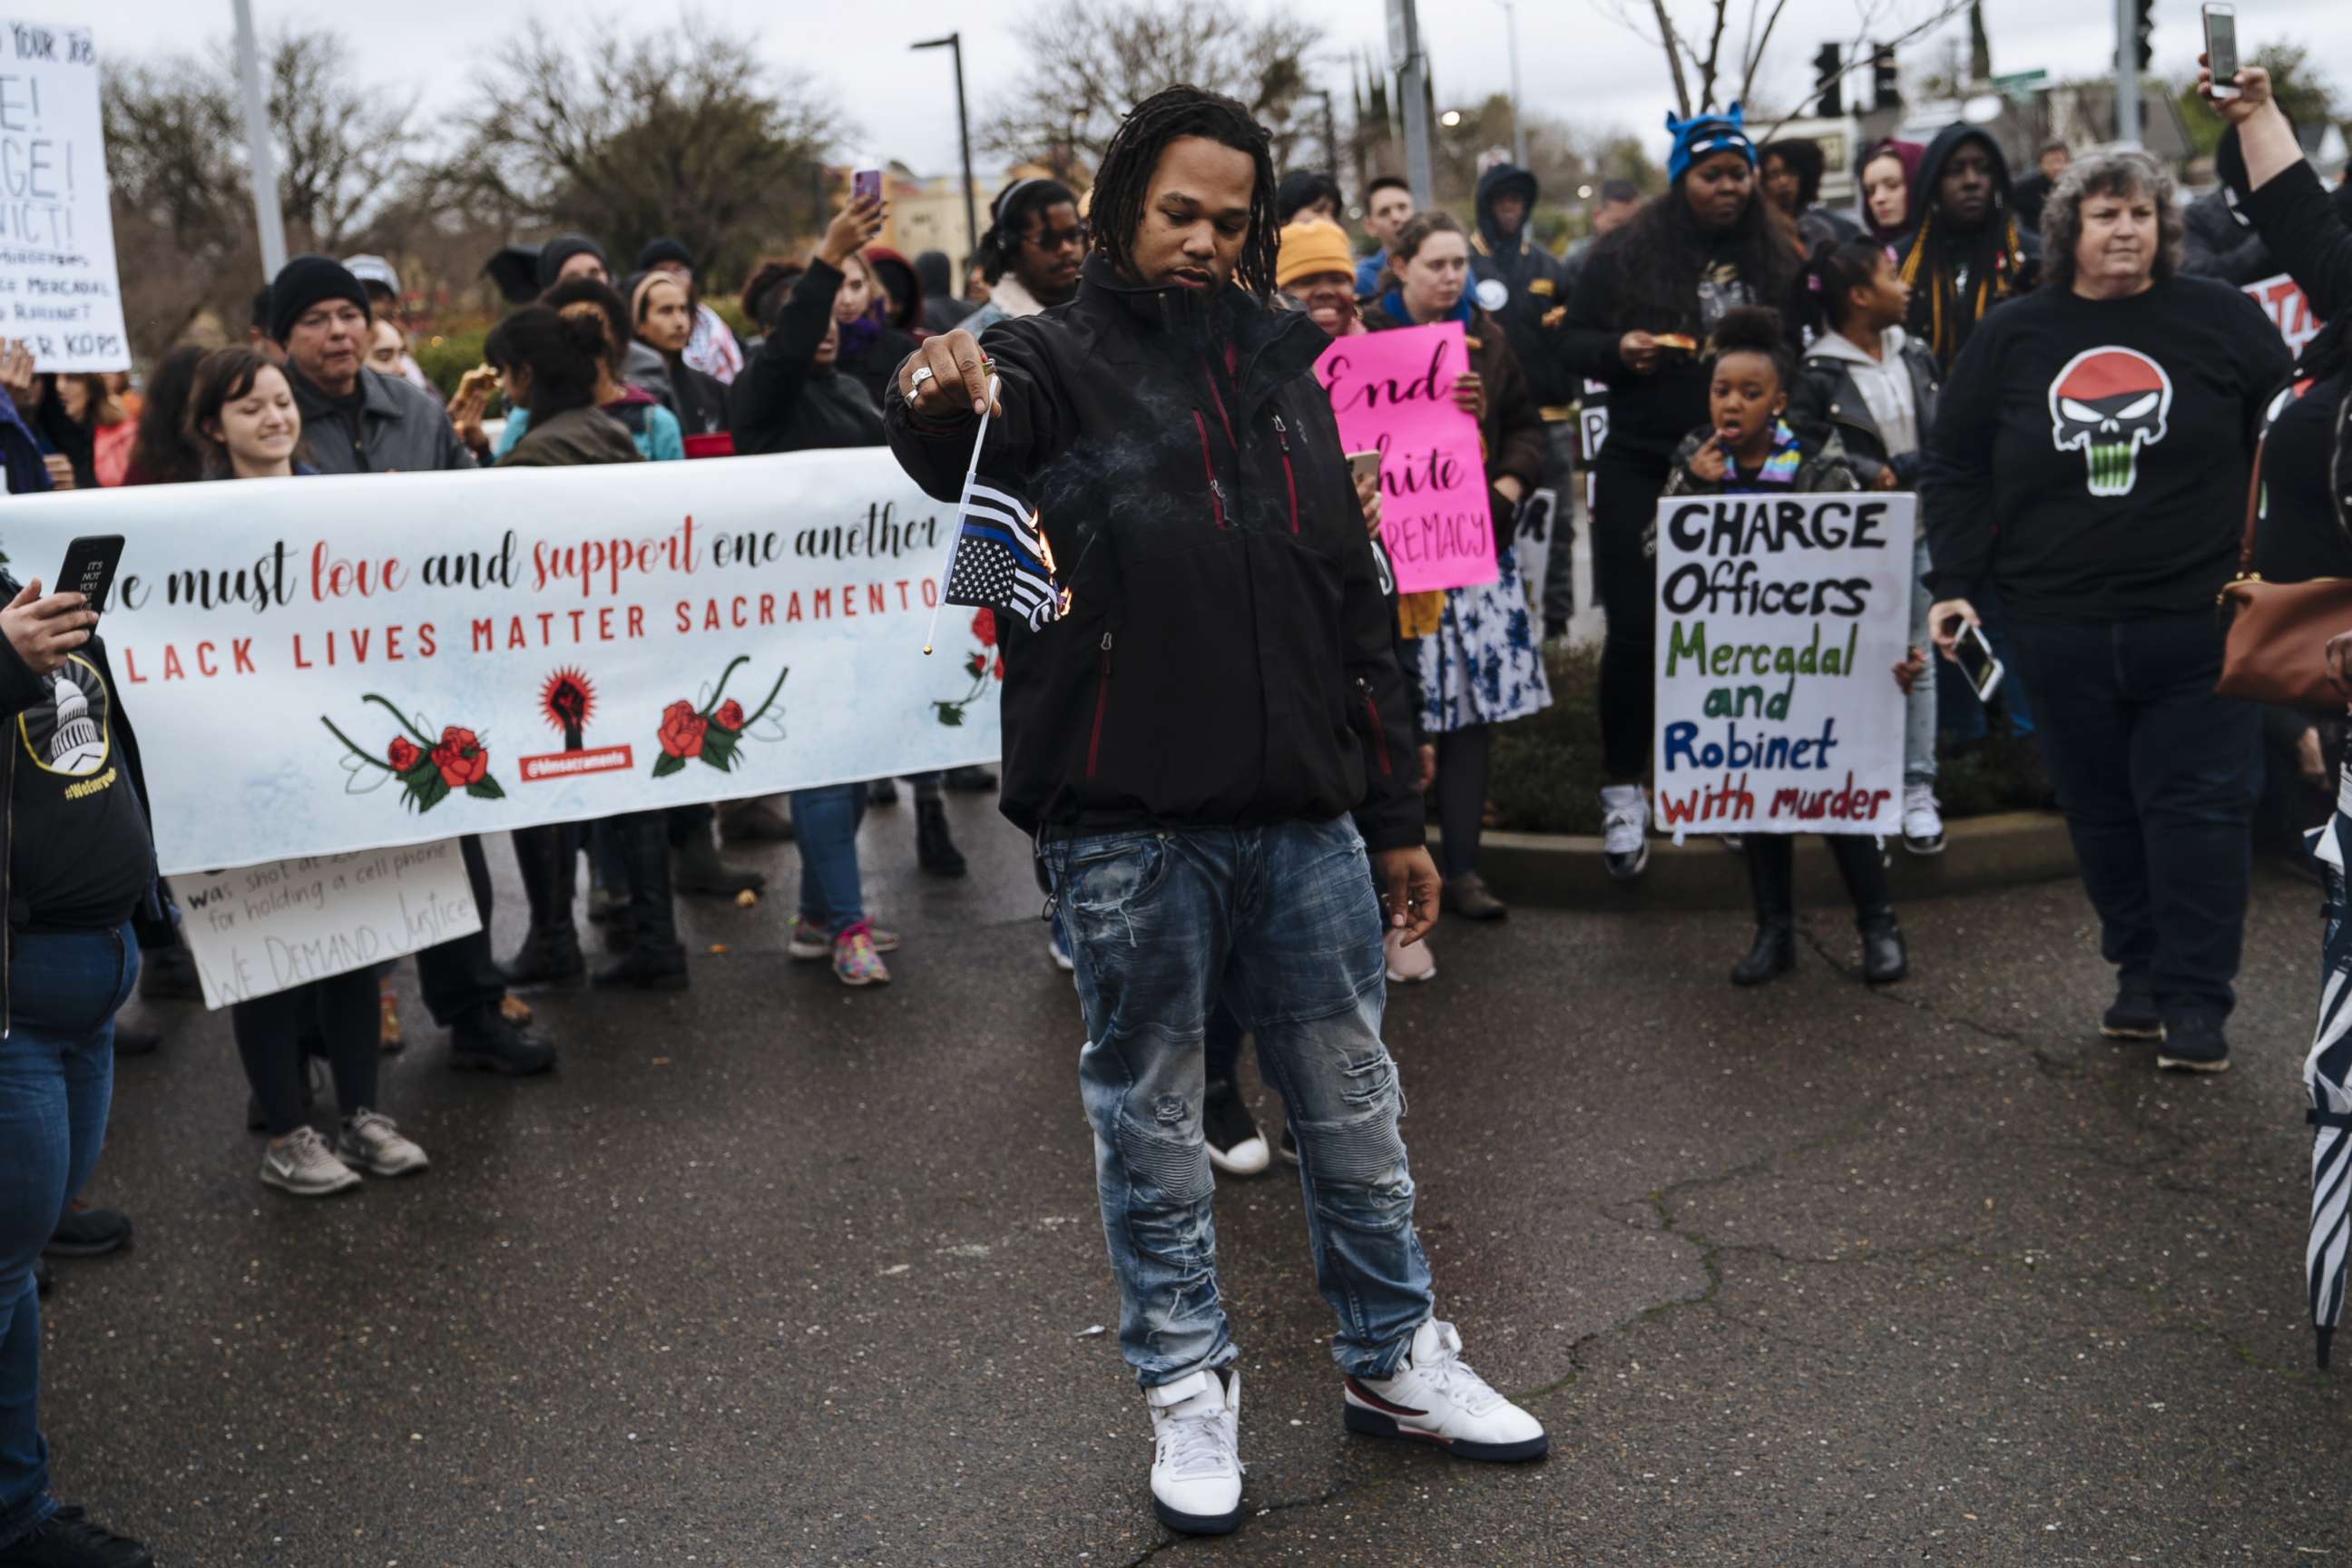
[1048,817,1434,1389]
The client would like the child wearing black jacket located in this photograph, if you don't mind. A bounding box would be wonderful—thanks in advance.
[1663,306,1921,987]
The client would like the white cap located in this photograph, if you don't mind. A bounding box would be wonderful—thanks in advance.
[343,254,401,296]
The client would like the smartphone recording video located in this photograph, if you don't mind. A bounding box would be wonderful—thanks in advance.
[2203,4,2239,98]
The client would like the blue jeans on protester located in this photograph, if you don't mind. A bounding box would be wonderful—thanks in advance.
[789,783,867,937]
[1046,817,1434,1389]
[2008,611,2260,1026]
[0,922,139,1548]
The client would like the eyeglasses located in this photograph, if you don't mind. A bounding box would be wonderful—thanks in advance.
[1027,222,1088,253]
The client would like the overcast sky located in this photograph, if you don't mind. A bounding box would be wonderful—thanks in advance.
[84,0,2346,181]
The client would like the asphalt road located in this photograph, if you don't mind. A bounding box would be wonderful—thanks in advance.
[35,795,2350,1565]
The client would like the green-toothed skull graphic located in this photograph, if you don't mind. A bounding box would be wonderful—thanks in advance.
[2049,346,2173,498]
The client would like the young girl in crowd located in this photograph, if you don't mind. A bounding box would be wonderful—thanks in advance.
[191,347,432,1196]
[1790,239,1945,854]
[1361,211,1550,923]
[483,279,686,463]
[1661,307,1916,987]
[632,271,731,437]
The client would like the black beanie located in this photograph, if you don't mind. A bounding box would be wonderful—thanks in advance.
[269,254,370,344]
[636,236,694,272]
[537,233,611,292]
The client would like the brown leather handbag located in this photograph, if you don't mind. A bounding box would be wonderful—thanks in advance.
[2216,433,2352,710]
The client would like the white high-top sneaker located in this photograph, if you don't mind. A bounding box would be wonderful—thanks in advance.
[1146,1368,1243,1534]
[1600,784,1651,880]
[1343,1319,1548,1461]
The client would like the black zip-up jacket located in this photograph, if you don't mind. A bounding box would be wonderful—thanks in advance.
[1788,334,1942,487]
[883,254,1424,852]
[0,576,163,1028]
[731,259,887,454]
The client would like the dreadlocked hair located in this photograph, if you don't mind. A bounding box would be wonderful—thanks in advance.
[1896,206,2029,367]
[1090,84,1279,302]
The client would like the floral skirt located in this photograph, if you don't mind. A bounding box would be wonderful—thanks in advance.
[1415,544,1552,734]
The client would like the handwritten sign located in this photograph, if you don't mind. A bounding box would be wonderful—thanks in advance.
[1652,493,1913,836]
[178,842,483,1009]
[0,20,126,371]
[2243,273,2319,358]
[1318,320,1496,593]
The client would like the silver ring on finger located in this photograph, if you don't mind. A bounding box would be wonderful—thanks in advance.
[908,366,936,396]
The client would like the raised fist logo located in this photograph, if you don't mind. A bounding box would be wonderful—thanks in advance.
[2048,347,2172,498]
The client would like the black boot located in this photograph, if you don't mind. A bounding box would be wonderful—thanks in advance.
[1732,837,1797,986]
[504,825,585,986]
[672,818,766,897]
[596,812,689,991]
[916,797,967,877]
[1827,835,1906,985]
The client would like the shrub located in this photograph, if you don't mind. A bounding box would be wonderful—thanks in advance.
[414,328,490,398]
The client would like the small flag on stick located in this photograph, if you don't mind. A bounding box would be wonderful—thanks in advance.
[923,376,1061,652]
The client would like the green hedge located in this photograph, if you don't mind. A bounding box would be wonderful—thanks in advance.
[1485,641,2051,836]
[414,329,490,399]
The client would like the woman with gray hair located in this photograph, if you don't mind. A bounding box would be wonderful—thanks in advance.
[1922,149,2290,1076]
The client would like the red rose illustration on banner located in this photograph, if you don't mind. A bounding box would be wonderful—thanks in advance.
[323,697,506,814]
[659,701,709,760]
[432,727,490,788]
[937,618,1005,726]
[649,658,789,778]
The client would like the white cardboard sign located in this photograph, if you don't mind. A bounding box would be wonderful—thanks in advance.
[1651,492,1914,837]
[0,20,128,371]
[178,842,484,1010]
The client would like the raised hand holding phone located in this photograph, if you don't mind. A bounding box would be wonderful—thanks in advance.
[2201,4,2239,99]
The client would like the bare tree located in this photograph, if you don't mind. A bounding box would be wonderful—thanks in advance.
[1592,0,1974,120]
[102,28,419,358]
[442,18,841,280]
[980,0,1326,180]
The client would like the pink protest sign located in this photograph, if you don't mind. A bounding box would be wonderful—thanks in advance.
[1316,320,1497,593]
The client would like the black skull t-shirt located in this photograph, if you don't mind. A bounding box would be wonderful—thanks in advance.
[1923,272,2292,620]
[10,652,152,929]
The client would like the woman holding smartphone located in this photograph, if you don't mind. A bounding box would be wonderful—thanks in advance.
[187,347,432,1196]
[1923,150,2287,1075]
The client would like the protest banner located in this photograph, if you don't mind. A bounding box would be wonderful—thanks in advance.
[177,842,483,1009]
[0,19,126,371]
[2244,273,2320,358]
[0,447,1004,874]
[1651,492,1914,837]
[1316,320,1497,593]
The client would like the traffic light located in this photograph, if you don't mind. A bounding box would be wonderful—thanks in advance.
[2132,0,2154,70]
[1871,44,1899,111]
[1814,44,1844,118]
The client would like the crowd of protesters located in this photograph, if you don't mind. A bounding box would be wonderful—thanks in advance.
[0,55,2344,1563]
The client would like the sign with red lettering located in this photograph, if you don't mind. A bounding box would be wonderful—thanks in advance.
[2243,272,2321,358]
[1651,492,1914,837]
[1316,320,1498,593]
[0,450,1002,873]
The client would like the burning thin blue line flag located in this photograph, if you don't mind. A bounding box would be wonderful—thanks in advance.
[945,480,1061,632]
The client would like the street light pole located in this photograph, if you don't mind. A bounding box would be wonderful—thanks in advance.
[912,34,980,270]
[2112,0,2141,146]
[231,0,286,279]
[1494,0,1525,167]
[1389,0,1434,205]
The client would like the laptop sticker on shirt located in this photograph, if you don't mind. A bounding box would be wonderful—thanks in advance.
[19,655,113,778]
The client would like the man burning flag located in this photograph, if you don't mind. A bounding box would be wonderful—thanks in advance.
[922,374,1061,652]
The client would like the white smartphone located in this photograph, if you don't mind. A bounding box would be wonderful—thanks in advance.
[1950,619,2005,704]
[2203,3,2239,99]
